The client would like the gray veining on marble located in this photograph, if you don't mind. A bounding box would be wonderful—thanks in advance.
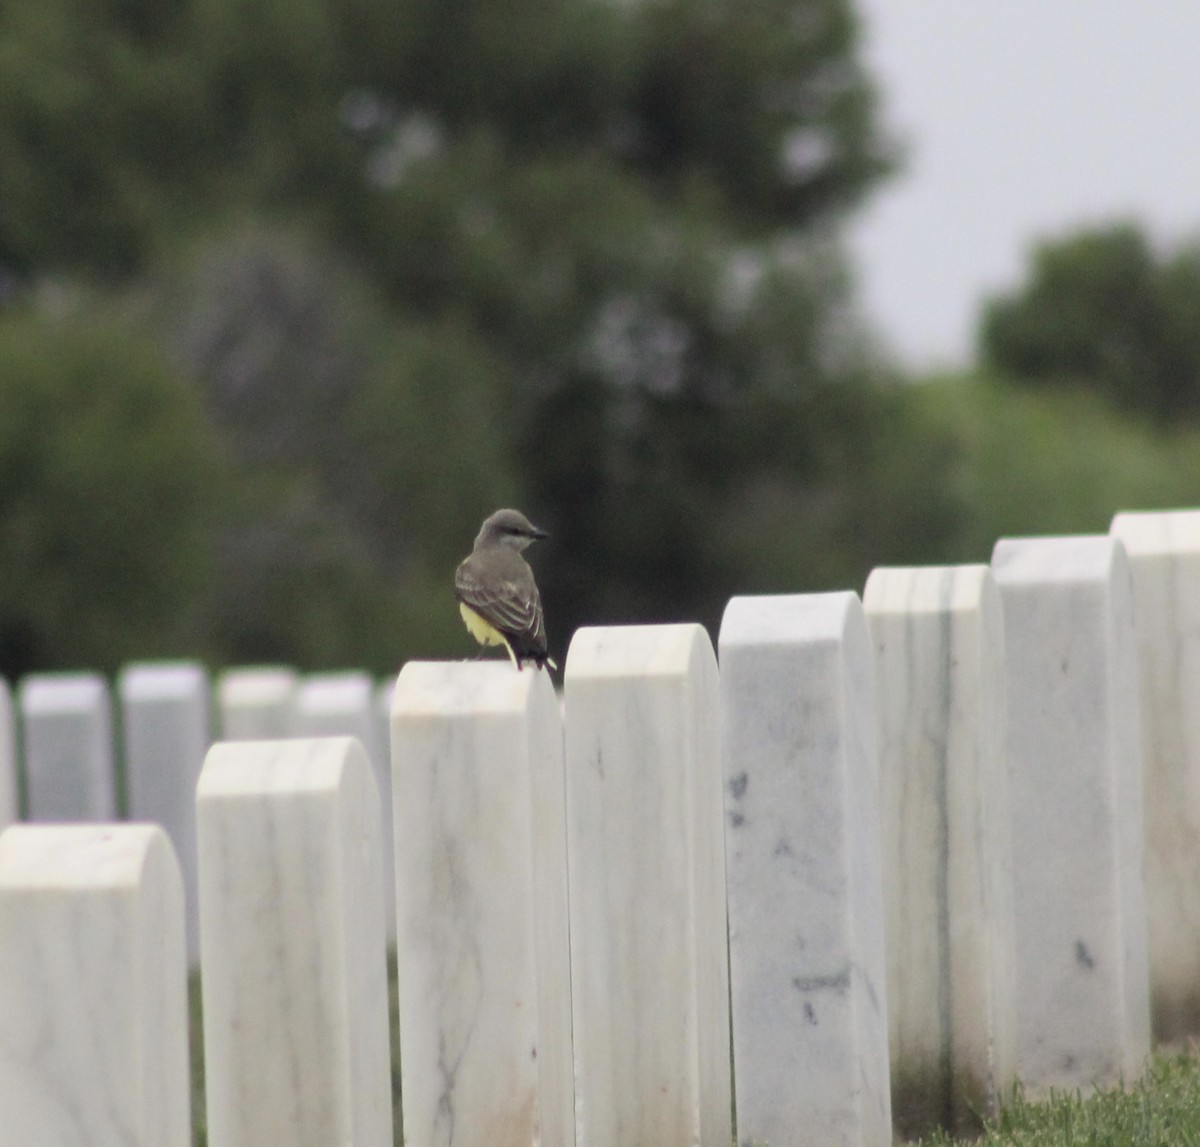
[565,625,733,1147]
[293,671,396,939]
[863,566,1017,1136]
[1111,510,1200,1039]
[0,681,16,830]
[719,593,891,1147]
[391,662,574,1147]
[19,673,115,820]
[0,823,190,1147]
[119,661,211,961]
[992,535,1150,1092]
[216,666,297,739]
[196,737,392,1147]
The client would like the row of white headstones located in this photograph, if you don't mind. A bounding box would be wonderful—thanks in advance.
[0,509,1197,1147]
[0,665,401,952]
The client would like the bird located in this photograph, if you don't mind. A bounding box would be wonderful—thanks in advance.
[455,508,557,671]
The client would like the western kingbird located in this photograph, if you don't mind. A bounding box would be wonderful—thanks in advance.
[455,508,557,670]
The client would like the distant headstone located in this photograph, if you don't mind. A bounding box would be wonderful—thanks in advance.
[216,666,296,739]
[391,662,574,1147]
[119,661,211,960]
[197,737,392,1147]
[19,673,115,820]
[863,566,1017,1136]
[0,681,16,830]
[992,535,1151,1091]
[566,625,733,1147]
[1111,509,1200,1039]
[293,672,394,939]
[0,823,190,1146]
[720,593,891,1147]
[375,675,395,780]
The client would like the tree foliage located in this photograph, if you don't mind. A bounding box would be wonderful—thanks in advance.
[0,312,222,676]
[902,371,1200,559]
[979,222,1200,422]
[5,1,1198,673]
[0,0,976,670]
[0,0,895,280]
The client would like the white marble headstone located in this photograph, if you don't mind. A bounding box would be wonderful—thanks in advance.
[992,535,1151,1091]
[216,666,297,740]
[719,593,890,1147]
[391,662,574,1147]
[863,566,1017,1136]
[19,672,115,820]
[293,671,395,939]
[0,680,16,830]
[119,661,211,960]
[0,823,190,1146]
[565,625,732,1147]
[1111,509,1200,1039]
[196,737,393,1147]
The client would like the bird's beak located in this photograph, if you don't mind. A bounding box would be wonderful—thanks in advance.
[532,526,550,540]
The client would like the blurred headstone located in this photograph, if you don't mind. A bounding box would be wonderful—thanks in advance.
[0,681,16,831]
[119,661,211,961]
[217,666,297,740]
[293,671,394,939]
[19,673,115,820]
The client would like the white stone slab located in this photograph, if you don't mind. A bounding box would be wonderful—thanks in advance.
[0,823,189,1146]
[197,737,392,1147]
[0,680,16,830]
[216,666,297,739]
[293,671,395,939]
[863,566,1017,1135]
[1111,509,1200,1039]
[565,625,732,1147]
[391,662,574,1147]
[992,535,1151,1091]
[119,661,211,960]
[719,593,890,1147]
[19,672,115,820]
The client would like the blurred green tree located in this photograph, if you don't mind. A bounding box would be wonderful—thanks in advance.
[0,0,894,280]
[899,371,1200,557]
[979,222,1200,423]
[322,0,902,653]
[1,0,917,666]
[145,223,520,670]
[0,0,211,275]
[0,312,222,677]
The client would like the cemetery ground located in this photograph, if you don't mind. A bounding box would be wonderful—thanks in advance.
[182,957,1200,1147]
[916,1052,1200,1147]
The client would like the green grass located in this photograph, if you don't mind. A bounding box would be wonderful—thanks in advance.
[910,1052,1200,1147]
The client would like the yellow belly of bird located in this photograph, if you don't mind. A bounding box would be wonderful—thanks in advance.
[459,603,519,668]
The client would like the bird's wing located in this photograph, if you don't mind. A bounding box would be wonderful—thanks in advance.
[455,557,547,649]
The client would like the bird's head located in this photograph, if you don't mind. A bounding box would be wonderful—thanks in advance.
[474,508,549,553]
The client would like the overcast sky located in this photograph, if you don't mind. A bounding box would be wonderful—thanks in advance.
[847,2,1200,369]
